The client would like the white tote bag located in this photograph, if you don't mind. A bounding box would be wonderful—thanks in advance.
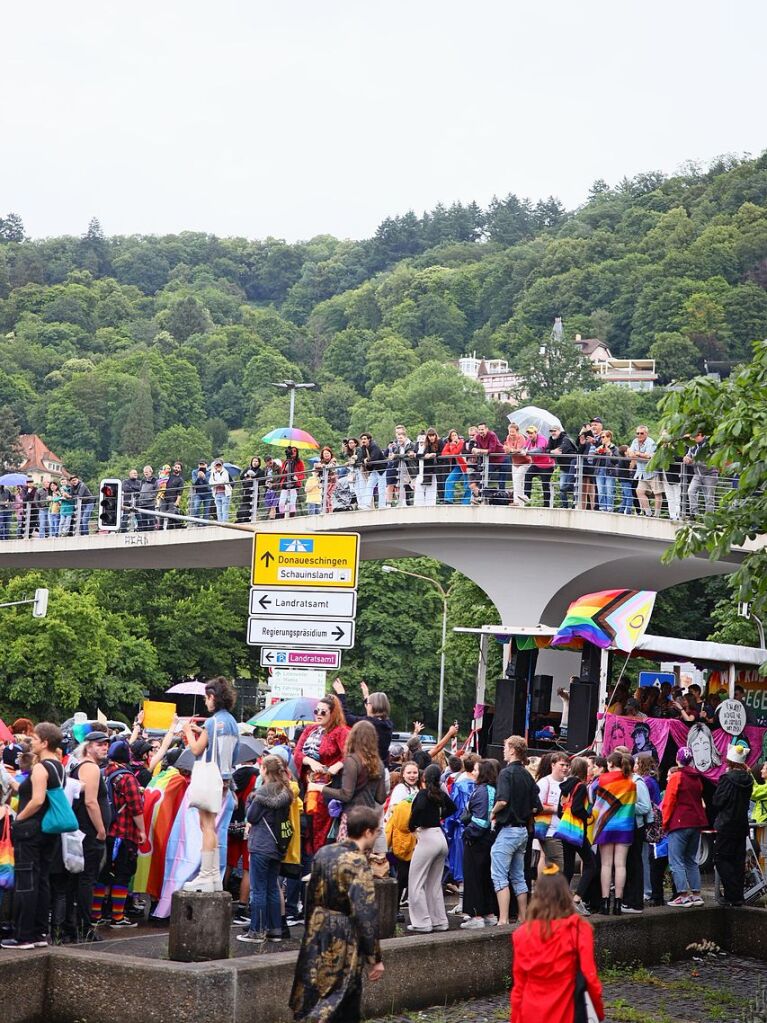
[188,726,223,813]
[62,829,85,874]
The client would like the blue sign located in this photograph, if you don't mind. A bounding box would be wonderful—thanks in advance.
[638,671,676,688]
[279,538,314,553]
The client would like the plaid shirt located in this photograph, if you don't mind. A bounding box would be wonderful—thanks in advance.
[105,763,144,845]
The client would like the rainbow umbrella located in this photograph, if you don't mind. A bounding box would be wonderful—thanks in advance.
[247,697,319,730]
[261,427,319,451]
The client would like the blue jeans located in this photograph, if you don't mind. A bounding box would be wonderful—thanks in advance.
[190,493,211,522]
[214,494,231,523]
[37,509,49,538]
[49,512,60,537]
[444,466,471,504]
[249,852,282,935]
[559,467,576,508]
[490,825,528,896]
[619,481,634,514]
[78,501,94,535]
[596,473,615,511]
[667,828,701,893]
[0,509,10,540]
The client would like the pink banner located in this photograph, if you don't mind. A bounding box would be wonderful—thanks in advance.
[602,713,767,780]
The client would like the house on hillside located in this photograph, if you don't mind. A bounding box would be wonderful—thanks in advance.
[456,353,522,403]
[573,335,657,391]
[16,434,69,483]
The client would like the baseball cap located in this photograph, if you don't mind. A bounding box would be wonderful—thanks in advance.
[108,741,131,764]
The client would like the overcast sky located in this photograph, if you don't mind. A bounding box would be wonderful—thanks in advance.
[2,1,765,242]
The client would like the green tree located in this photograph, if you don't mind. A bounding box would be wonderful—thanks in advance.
[648,332,702,384]
[119,377,155,455]
[0,404,21,468]
[515,331,597,404]
[658,339,767,619]
[364,333,417,390]
[142,424,211,473]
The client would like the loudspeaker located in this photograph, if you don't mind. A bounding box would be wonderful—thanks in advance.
[491,678,527,745]
[531,674,553,715]
[567,682,600,752]
[505,647,538,681]
[579,644,602,685]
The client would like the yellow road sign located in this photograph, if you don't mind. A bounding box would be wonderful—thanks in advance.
[252,532,360,588]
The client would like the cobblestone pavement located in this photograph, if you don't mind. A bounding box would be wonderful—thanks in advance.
[364,954,767,1023]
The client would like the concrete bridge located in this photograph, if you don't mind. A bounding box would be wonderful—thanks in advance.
[0,506,753,626]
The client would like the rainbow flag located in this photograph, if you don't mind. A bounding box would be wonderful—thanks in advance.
[551,589,656,652]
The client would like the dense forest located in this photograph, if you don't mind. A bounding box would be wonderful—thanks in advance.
[1,151,765,723]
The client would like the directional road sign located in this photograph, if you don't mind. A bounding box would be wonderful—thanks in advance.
[247,617,355,649]
[252,532,359,589]
[260,648,342,669]
[249,586,357,620]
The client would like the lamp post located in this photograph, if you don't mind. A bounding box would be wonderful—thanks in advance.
[382,565,448,736]
[269,379,316,429]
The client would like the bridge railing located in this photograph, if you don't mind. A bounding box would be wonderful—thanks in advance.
[0,456,739,541]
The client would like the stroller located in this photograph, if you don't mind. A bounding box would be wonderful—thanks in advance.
[332,470,358,513]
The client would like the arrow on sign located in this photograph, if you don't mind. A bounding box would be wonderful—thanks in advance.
[263,650,275,663]
[260,551,275,567]
[258,594,271,610]
[332,626,345,641]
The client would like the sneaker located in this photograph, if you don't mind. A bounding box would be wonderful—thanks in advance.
[433,923,449,932]
[460,917,486,930]
[574,901,591,917]
[690,895,705,906]
[284,916,302,927]
[236,930,266,943]
[266,932,283,943]
[95,918,113,927]
[32,938,50,948]
[1,938,35,950]
[109,919,138,929]
[620,905,643,914]
[483,914,498,926]
[668,896,692,908]
[232,913,251,926]
[406,924,432,933]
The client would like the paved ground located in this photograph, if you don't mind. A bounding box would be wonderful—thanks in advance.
[363,955,767,1023]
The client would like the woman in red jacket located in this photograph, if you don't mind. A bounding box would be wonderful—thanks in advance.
[661,745,708,907]
[511,867,604,1023]
[277,446,305,518]
[293,695,349,853]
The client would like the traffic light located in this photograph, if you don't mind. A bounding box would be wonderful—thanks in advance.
[32,588,49,618]
[98,478,123,531]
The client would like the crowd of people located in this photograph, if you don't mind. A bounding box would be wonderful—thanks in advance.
[0,419,724,540]
[1,673,764,1022]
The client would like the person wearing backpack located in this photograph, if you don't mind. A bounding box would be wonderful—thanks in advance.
[555,756,596,918]
[70,731,111,942]
[238,755,294,945]
[90,742,146,929]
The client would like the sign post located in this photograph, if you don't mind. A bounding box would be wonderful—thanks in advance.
[248,532,360,662]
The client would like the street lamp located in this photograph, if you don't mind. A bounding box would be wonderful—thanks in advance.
[270,379,316,429]
[382,564,448,736]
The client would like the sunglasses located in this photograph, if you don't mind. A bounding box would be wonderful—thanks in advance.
[314,707,329,716]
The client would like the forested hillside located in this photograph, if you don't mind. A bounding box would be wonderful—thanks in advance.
[1,151,766,723]
[2,151,767,481]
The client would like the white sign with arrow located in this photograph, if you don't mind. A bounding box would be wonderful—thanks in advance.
[249,587,357,620]
[247,617,355,649]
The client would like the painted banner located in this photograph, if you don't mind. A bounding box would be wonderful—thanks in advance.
[602,713,767,780]
[708,668,767,727]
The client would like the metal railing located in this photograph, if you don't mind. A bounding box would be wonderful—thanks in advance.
[0,456,743,541]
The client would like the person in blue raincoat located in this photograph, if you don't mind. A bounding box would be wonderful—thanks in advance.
[442,754,478,901]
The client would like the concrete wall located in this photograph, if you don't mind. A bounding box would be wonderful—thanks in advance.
[11,907,743,1023]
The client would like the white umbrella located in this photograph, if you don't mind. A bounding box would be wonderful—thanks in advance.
[508,405,563,436]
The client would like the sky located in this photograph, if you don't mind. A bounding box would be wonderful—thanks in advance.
[2,0,766,242]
